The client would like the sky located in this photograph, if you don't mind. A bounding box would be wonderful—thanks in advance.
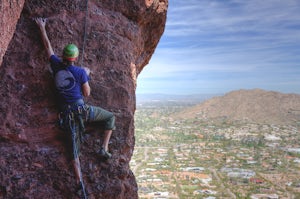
[136,0,300,95]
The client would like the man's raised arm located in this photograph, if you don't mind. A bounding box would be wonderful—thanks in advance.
[35,18,54,59]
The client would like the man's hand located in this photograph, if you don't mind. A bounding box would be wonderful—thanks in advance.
[82,67,91,76]
[34,18,47,29]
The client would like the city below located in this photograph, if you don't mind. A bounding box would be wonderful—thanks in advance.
[131,90,300,199]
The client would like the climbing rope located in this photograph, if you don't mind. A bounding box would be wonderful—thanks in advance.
[69,113,88,199]
[80,0,89,66]
[73,0,90,193]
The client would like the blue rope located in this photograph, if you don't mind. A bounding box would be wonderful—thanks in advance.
[80,0,89,66]
[69,114,88,199]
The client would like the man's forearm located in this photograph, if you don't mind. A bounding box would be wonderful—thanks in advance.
[38,25,54,58]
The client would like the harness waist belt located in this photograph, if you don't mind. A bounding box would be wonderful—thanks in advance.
[61,99,85,111]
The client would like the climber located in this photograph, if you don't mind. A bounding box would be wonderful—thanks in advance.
[34,18,115,184]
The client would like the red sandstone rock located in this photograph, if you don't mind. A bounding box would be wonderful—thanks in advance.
[0,0,167,198]
[0,0,25,66]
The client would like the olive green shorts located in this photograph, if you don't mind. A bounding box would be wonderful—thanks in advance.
[85,105,116,130]
[67,104,115,160]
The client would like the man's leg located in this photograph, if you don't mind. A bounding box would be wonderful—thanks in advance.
[87,105,115,159]
[72,157,82,184]
[70,123,82,183]
[102,129,112,151]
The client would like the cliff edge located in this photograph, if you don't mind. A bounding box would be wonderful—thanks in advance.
[0,0,167,198]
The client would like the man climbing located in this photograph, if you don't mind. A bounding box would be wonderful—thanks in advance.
[34,18,115,184]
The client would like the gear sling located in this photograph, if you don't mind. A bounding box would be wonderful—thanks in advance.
[59,102,87,157]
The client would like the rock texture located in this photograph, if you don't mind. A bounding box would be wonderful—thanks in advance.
[0,0,25,65]
[176,89,300,125]
[0,0,167,198]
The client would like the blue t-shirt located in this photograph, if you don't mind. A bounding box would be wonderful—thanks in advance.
[50,55,89,105]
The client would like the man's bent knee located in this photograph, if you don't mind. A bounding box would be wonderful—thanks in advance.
[105,114,116,130]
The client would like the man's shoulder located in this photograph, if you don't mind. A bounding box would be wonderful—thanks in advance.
[68,66,87,79]
[68,65,85,73]
[50,54,61,63]
[50,55,64,74]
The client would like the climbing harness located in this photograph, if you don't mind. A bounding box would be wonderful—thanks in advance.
[59,104,87,141]
[80,0,89,66]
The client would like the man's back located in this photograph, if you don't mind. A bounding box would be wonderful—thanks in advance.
[50,54,89,105]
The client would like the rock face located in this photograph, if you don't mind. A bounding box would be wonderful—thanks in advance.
[0,0,167,198]
[0,0,25,65]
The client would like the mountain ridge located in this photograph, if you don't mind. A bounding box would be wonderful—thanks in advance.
[174,89,300,125]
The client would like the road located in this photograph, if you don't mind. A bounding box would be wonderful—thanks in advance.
[210,168,236,199]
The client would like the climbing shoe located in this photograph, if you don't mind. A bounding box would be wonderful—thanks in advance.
[97,147,112,160]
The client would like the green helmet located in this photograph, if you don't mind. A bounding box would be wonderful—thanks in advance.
[63,44,79,61]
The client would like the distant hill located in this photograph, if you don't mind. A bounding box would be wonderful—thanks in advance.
[174,89,300,125]
[136,93,219,104]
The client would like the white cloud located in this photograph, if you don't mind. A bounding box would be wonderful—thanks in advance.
[137,0,300,94]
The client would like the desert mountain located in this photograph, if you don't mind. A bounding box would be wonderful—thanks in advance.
[175,89,300,125]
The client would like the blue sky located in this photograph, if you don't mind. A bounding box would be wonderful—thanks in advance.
[136,0,300,95]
